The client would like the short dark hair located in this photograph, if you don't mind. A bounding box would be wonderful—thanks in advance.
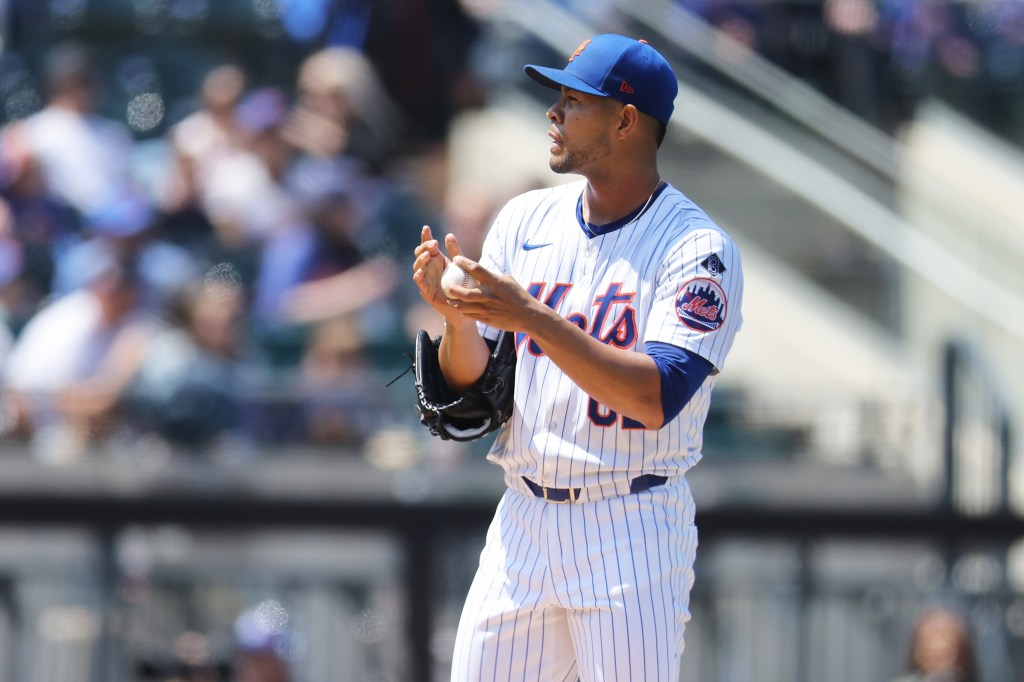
[655,121,668,148]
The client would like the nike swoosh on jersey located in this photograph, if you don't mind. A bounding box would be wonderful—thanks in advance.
[522,241,553,251]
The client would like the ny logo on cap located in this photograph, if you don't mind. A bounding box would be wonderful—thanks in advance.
[569,39,591,62]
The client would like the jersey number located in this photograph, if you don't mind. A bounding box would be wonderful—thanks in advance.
[587,400,647,429]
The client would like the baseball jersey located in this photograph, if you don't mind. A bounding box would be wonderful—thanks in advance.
[477,179,743,489]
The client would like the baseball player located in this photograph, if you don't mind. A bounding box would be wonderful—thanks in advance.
[411,34,744,681]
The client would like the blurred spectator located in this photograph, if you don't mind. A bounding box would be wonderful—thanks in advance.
[436,178,500,263]
[299,315,382,445]
[0,199,30,341]
[821,0,884,122]
[136,630,228,681]
[159,62,247,236]
[1,251,156,462]
[281,45,416,279]
[891,606,979,682]
[232,603,293,682]
[233,647,289,682]
[254,158,397,328]
[52,187,199,307]
[361,0,483,144]
[0,125,81,328]
[37,267,252,455]
[282,46,403,174]
[200,87,300,252]
[6,41,135,217]
[120,274,251,451]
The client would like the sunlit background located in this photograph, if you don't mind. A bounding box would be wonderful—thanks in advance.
[0,0,1022,680]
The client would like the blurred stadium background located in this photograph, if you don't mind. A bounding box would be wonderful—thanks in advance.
[0,0,1022,680]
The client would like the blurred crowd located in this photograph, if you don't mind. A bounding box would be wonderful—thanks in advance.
[675,0,1024,138]
[0,1,496,463]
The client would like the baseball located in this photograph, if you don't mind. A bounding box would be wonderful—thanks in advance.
[441,262,478,298]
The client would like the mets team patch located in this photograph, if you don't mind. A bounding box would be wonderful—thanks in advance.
[676,278,727,332]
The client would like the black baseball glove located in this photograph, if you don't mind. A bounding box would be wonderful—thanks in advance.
[413,329,516,441]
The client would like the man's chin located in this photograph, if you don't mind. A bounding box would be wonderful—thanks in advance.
[549,157,573,175]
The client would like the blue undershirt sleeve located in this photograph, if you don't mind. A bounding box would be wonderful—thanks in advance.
[644,341,714,423]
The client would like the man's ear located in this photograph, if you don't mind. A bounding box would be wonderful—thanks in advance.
[617,103,641,139]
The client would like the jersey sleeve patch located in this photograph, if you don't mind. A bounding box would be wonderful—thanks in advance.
[675,277,727,333]
[700,253,727,277]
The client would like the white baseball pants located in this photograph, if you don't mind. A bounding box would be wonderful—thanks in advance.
[451,478,698,681]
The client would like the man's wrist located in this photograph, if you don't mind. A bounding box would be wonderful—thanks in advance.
[443,316,477,335]
[520,299,559,345]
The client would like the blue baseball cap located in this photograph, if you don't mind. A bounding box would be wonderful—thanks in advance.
[524,34,678,124]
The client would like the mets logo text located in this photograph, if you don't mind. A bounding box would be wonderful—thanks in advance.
[676,278,727,332]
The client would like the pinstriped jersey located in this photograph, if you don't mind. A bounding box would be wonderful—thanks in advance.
[478,179,744,489]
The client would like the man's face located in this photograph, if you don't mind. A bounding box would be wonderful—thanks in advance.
[545,87,620,175]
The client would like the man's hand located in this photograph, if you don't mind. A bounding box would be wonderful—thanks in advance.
[412,228,491,391]
[442,253,544,335]
[411,225,449,310]
[446,250,666,429]
[413,227,482,322]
